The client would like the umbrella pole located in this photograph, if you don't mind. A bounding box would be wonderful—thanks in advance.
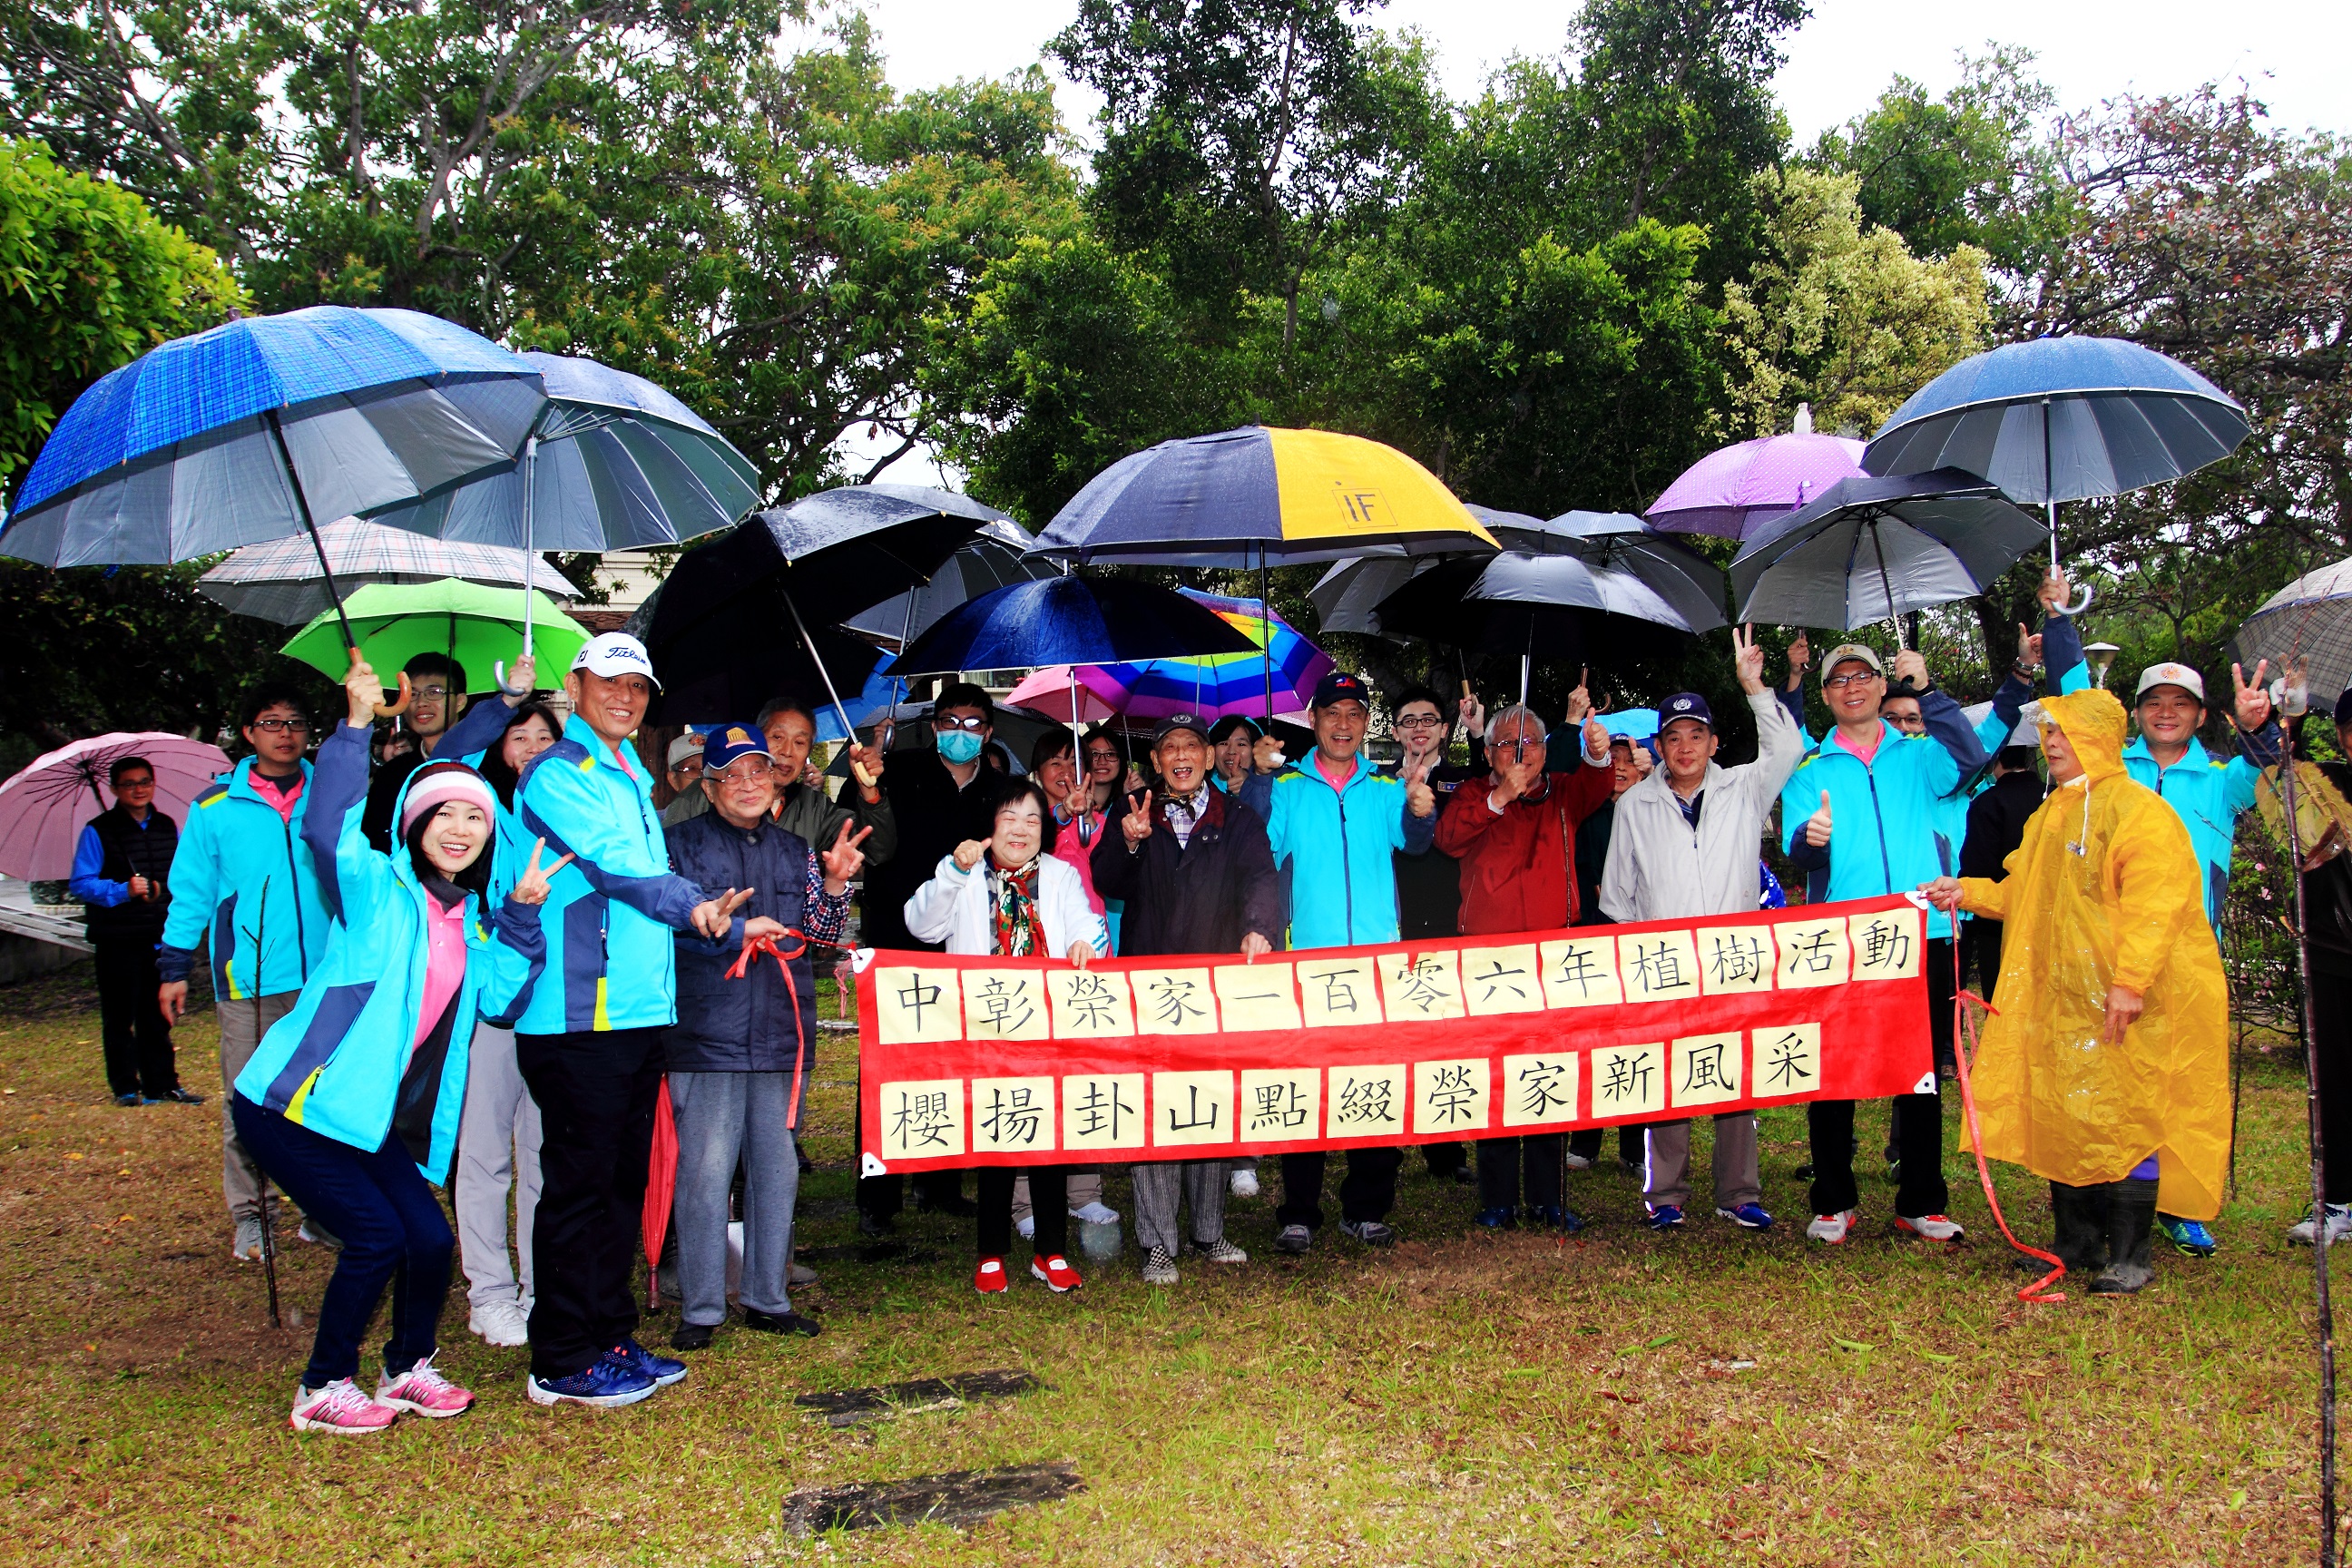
[265,408,358,655]
[1260,549,1273,724]
[2282,751,2342,1567]
[1867,521,1906,652]
[523,433,537,658]
[781,589,859,741]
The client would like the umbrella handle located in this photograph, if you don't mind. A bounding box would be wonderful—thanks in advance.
[357,649,414,718]
[493,660,531,698]
[2061,583,2095,617]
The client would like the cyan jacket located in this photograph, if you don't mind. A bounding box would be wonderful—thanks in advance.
[439,695,539,904]
[232,721,544,1182]
[158,757,328,1000]
[513,715,710,1035]
[1259,754,1438,949]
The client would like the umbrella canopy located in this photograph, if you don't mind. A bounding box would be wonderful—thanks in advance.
[364,351,760,552]
[1529,512,1729,632]
[280,579,590,691]
[1366,555,1703,666]
[1646,428,1867,539]
[0,731,232,879]
[199,517,577,624]
[1029,425,1499,567]
[843,519,1052,645]
[893,576,1260,679]
[1004,665,1126,726]
[2,307,543,569]
[1729,471,2048,632]
[1862,337,2249,504]
[2232,555,2352,715]
[1004,590,1334,724]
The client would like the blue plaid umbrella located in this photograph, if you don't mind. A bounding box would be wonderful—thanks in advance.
[2,305,544,652]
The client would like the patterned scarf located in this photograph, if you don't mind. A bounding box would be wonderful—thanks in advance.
[989,855,1041,956]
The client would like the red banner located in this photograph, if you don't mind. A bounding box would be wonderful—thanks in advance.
[855,895,1934,1173]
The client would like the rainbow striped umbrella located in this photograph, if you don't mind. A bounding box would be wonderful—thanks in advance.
[1004,590,1331,724]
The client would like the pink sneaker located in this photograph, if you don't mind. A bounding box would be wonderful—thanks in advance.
[289,1377,397,1435]
[377,1355,475,1418]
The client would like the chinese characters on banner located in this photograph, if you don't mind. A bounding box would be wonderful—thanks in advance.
[857,897,1930,1171]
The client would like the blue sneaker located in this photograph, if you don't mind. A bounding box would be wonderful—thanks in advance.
[1474,1206,1516,1229]
[1717,1202,1775,1231]
[1527,1205,1586,1234]
[1643,1203,1685,1231]
[607,1338,687,1387]
[526,1358,656,1408]
[2158,1215,2217,1258]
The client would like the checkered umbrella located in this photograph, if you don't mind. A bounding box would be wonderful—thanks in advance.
[2233,555,2352,716]
[200,517,577,624]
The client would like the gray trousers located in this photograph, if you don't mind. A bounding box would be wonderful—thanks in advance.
[1132,1160,1228,1254]
[1013,1169,1102,1225]
[1642,1114,1763,1210]
[456,1022,543,1308]
[215,993,297,1223]
[669,1070,799,1327]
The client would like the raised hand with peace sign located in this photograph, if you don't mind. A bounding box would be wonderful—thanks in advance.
[1399,749,1437,818]
[822,822,875,893]
[689,886,756,940]
[2231,658,2276,732]
[1122,789,1155,848]
[1730,623,1767,694]
[510,838,577,906]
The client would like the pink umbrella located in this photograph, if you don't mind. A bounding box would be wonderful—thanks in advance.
[1646,410,1867,540]
[0,732,232,879]
[1004,666,1125,726]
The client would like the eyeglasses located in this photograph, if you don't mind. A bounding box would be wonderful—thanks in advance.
[249,718,313,735]
[708,760,779,783]
[933,715,986,732]
[113,777,155,789]
[1393,714,1444,730]
[411,684,452,700]
[1824,671,1878,691]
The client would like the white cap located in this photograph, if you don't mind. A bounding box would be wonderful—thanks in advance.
[666,731,703,769]
[570,632,662,691]
[2133,662,2205,703]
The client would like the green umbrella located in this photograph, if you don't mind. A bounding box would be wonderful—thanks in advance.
[281,578,589,695]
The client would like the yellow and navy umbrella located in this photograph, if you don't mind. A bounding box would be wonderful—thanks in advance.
[1027,425,1498,567]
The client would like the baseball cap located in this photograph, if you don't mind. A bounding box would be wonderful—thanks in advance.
[1312,671,1371,710]
[2134,662,2206,703]
[1152,713,1211,747]
[570,632,662,691]
[701,723,771,772]
[666,732,705,770]
[1658,692,1715,731]
[1819,643,1883,683]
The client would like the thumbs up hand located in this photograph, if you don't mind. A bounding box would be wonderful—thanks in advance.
[1803,789,1833,849]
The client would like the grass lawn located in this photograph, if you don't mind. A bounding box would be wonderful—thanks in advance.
[0,965,2328,1565]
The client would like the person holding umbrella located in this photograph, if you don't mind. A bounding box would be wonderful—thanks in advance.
[69,756,191,1106]
[359,652,470,851]
[756,698,897,869]
[159,683,336,1262]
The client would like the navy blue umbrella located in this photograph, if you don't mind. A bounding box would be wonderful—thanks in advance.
[892,576,1259,679]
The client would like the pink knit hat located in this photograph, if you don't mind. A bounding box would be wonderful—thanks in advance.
[399,761,498,839]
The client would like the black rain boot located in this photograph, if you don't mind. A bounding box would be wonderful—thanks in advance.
[2091,1178,2159,1295]
[2021,1181,2108,1277]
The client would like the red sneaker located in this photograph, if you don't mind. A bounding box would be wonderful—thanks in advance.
[1031,1254,1083,1293]
[1896,1213,1966,1242]
[974,1257,1009,1294]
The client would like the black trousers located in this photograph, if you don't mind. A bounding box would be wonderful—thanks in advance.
[93,936,176,1097]
[854,1072,965,1217]
[516,1025,662,1380]
[1276,1148,1401,1229]
[1475,1135,1564,1210]
[2315,969,2352,1204]
[1808,937,1955,1218]
[1419,1142,1466,1176]
[978,1167,1066,1257]
[1567,1123,1646,1166]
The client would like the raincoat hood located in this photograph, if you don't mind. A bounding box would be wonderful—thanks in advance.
[2037,688,2130,786]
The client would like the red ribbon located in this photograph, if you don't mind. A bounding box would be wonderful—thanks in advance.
[726,926,812,1127]
[1950,942,2067,1304]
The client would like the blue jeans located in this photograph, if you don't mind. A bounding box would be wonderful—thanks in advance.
[667,1071,800,1326]
[231,1094,453,1388]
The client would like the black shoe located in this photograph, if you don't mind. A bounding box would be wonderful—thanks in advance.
[155,1087,204,1104]
[796,1148,816,1175]
[742,1308,823,1338]
[113,1092,145,1107]
[916,1194,979,1218]
[1452,1166,1478,1187]
[857,1210,896,1237]
[671,1321,717,1352]
[1793,1163,1815,1181]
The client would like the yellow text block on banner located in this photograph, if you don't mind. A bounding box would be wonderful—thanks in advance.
[961,970,1049,1041]
[1298,957,1382,1027]
[1670,1033,1744,1109]
[1413,1058,1490,1134]
[1848,907,1924,981]
[1462,945,1544,1014]
[1048,969,1134,1037]
[1129,968,1220,1034]
[1380,950,1465,1022]
[1590,1041,1666,1119]
[1328,1064,1406,1137]
[1062,1073,1146,1151]
[878,1080,965,1160]
[1152,1070,1235,1147]
[1752,1024,1822,1100]
[1539,935,1622,1007]
[1776,916,1849,988]
[1500,1053,1581,1128]
[874,967,964,1044]
[971,1077,1054,1154]
[1619,929,1702,1005]
[1696,926,1774,996]
[1240,1068,1320,1139]
[1214,962,1300,1032]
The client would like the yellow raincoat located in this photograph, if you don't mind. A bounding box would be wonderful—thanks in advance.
[1956,689,2230,1220]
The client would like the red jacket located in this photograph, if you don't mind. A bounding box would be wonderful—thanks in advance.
[1433,759,1617,935]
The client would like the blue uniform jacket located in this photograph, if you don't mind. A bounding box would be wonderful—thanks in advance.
[1257,754,1437,949]
[158,757,329,999]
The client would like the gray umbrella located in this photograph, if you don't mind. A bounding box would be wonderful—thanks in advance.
[2233,555,2352,715]
[1730,471,2048,639]
[198,517,576,624]
[1529,511,1729,633]
[843,519,1052,646]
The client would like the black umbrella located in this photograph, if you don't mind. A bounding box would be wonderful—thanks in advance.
[1367,556,1695,700]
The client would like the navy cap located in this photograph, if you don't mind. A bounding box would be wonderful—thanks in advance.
[1658,692,1715,731]
[1312,671,1371,710]
[701,722,772,772]
[1152,713,1212,747]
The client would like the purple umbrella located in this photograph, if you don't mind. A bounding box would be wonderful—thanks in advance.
[0,732,231,879]
[1647,412,1866,540]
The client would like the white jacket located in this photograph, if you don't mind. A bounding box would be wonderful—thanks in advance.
[1600,690,1805,924]
[902,853,1111,958]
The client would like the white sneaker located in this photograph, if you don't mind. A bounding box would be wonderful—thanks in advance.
[1562,1152,1593,1171]
[230,1217,264,1261]
[1195,1236,1248,1265]
[1142,1246,1180,1286]
[1070,1201,1121,1225]
[1230,1167,1260,1200]
[1806,1209,1860,1244]
[1015,1214,1035,1240]
[2289,1203,2352,1246]
[289,1377,397,1435]
[468,1297,529,1348]
[1896,1213,1966,1242]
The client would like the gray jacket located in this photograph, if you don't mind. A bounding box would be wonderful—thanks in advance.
[1599,690,1805,924]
